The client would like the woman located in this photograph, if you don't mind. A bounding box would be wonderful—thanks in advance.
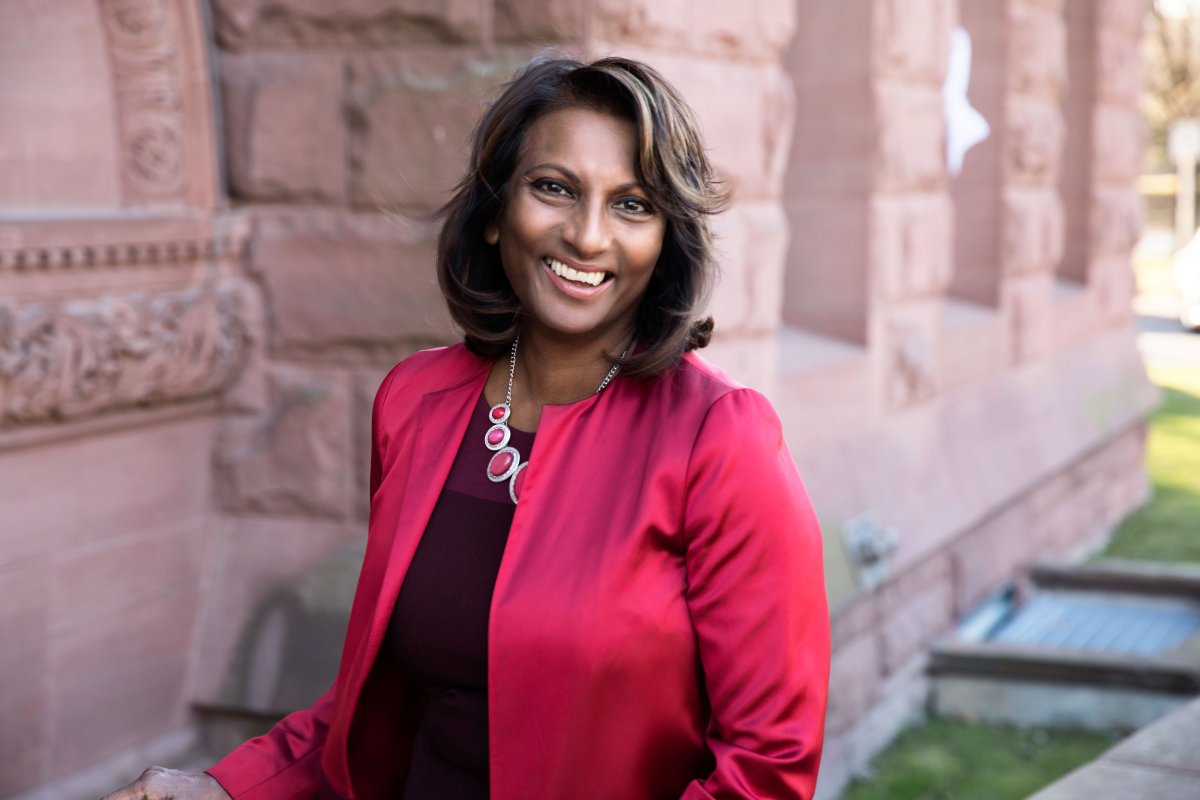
[103,55,829,800]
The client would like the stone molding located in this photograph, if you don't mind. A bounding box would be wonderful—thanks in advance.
[100,0,192,205]
[0,234,244,274]
[0,278,253,427]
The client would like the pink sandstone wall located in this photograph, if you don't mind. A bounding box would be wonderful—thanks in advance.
[0,1,1155,798]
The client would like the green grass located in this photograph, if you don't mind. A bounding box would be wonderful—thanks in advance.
[1100,365,1200,563]
[841,720,1119,800]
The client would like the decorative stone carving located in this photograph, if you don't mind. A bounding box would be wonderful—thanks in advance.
[0,235,241,273]
[100,0,189,204]
[0,279,252,426]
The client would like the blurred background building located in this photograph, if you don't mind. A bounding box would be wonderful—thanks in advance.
[0,1,1158,798]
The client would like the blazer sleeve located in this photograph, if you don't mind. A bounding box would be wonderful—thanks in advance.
[205,364,403,799]
[678,388,830,800]
[205,686,335,800]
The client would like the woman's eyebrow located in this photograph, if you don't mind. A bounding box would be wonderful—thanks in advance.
[523,163,645,194]
[524,162,579,182]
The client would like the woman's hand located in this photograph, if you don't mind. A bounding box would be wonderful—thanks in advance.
[100,767,231,800]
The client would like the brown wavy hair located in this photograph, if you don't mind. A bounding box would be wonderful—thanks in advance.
[436,55,726,378]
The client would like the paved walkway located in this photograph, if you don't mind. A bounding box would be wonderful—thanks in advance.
[1028,695,1200,799]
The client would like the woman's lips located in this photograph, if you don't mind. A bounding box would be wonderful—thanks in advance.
[542,257,613,298]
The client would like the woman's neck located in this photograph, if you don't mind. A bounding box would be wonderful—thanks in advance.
[515,332,623,405]
[485,326,631,431]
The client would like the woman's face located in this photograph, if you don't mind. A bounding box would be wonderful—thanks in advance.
[486,106,666,350]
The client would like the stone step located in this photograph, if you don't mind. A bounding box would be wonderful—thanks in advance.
[929,560,1200,731]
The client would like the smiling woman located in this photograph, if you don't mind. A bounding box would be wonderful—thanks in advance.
[104,56,830,800]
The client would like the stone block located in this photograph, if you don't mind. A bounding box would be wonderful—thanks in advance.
[0,417,216,560]
[786,0,876,197]
[743,203,789,333]
[494,0,586,40]
[591,0,796,61]
[1090,187,1142,258]
[783,197,871,343]
[1090,253,1138,325]
[0,565,49,796]
[597,49,792,202]
[1005,97,1065,184]
[950,501,1036,614]
[212,0,489,50]
[1096,24,1142,107]
[221,52,347,204]
[217,365,353,519]
[688,0,798,61]
[872,0,956,84]
[190,517,360,703]
[346,48,532,209]
[870,192,953,301]
[825,631,883,735]
[1004,272,1055,363]
[591,0,690,51]
[875,81,945,192]
[829,591,877,651]
[1002,187,1064,274]
[247,210,453,356]
[1009,1,1068,99]
[47,524,204,775]
[1096,0,1149,35]
[878,555,954,673]
[1092,104,1145,183]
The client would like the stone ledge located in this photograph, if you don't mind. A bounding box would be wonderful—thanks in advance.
[1030,560,1200,600]
[929,641,1200,694]
[1028,696,1200,800]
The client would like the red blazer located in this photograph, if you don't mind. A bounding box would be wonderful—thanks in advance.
[207,344,829,800]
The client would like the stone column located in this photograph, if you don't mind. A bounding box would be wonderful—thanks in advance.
[1088,0,1149,326]
[999,0,1068,365]
[867,0,957,410]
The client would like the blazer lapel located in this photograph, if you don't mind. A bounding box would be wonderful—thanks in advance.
[353,366,489,694]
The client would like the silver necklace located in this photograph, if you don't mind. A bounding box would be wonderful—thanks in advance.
[484,335,624,505]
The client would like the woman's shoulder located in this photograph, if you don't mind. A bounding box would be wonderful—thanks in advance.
[667,350,772,415]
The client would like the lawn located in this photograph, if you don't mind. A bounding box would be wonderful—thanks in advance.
[840,721,1119,800]
[1100,364,1200,563]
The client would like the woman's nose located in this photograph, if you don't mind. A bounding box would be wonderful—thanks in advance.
[563,200,612,258]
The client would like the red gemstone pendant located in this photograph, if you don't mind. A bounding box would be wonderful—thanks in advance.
[487,447,519,482]
[485,423,510,451]
[509,462,528,504]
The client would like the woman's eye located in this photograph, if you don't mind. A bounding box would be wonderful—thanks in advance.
[617,197,652,215]
[534,179,571,197]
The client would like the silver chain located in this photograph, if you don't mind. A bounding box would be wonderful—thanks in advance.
[506,335,625,407]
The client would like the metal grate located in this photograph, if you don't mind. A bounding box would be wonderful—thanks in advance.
[988,591,1200,656]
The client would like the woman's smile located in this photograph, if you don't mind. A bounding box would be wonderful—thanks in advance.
[485,107,666,349]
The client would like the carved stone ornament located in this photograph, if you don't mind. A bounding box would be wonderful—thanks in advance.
[100,0,188,202]
[0,280,251,426]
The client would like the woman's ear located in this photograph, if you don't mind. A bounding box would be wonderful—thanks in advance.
[484,222,499,246]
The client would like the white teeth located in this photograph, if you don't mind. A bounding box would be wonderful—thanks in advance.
[546,257,605,287]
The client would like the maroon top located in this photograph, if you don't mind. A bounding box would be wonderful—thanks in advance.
[386,395,534,799]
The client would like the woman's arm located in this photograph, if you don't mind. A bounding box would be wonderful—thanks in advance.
[678,388,831,800]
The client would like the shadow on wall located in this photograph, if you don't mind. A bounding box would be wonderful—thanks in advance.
[199,541,366,754]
